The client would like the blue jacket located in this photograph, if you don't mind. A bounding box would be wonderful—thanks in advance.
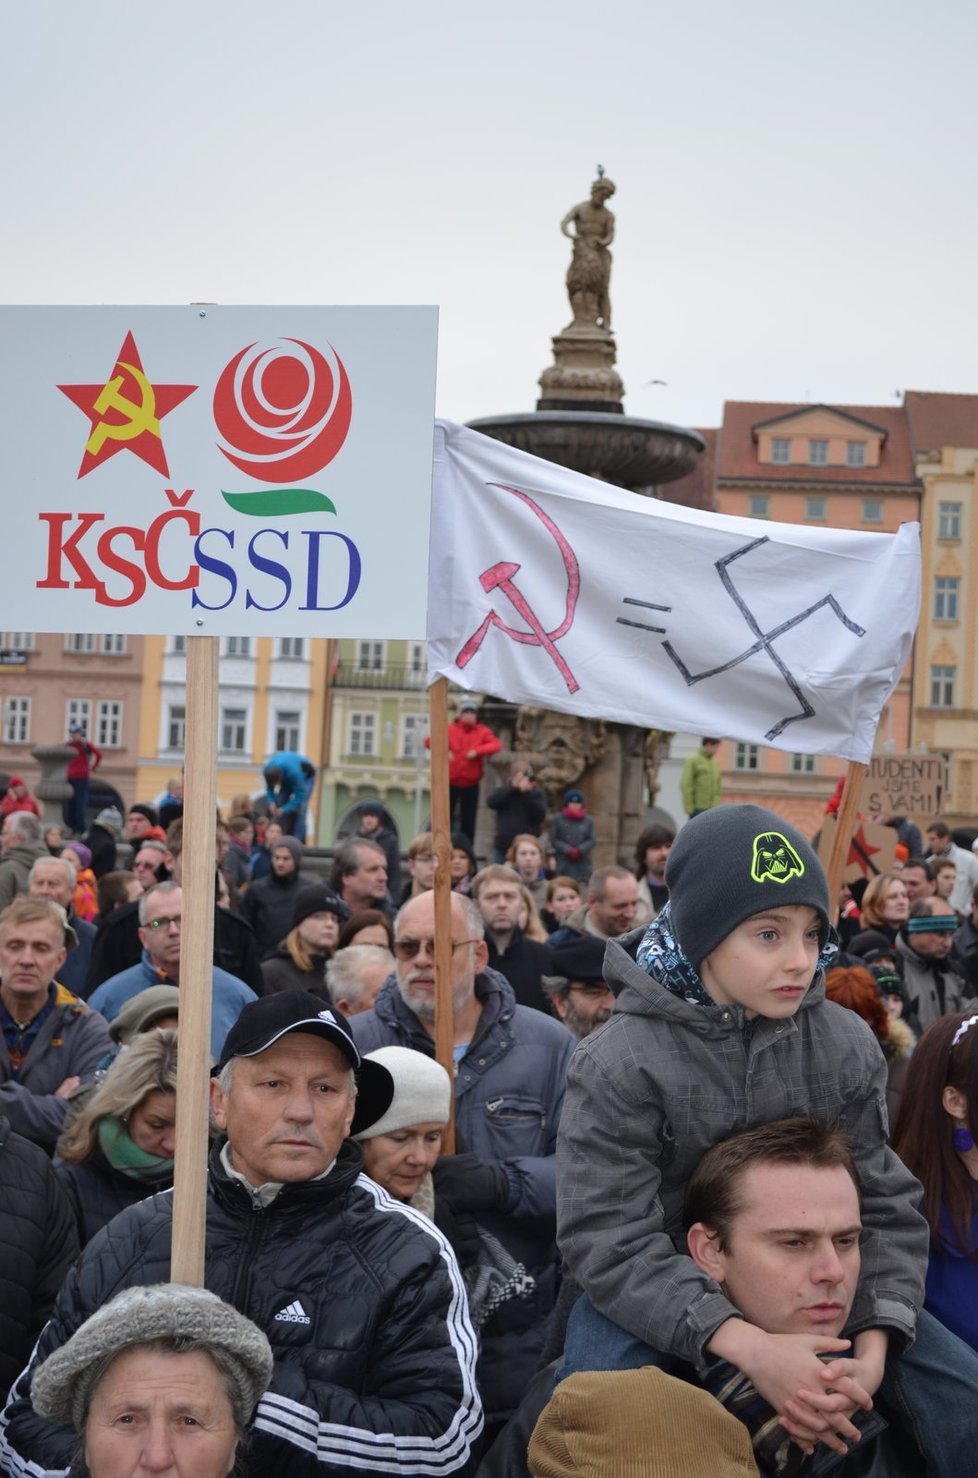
[350,968,575,1420]
[88,954,256,1058]
[264,750,315,817]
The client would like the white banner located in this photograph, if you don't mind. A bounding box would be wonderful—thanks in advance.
[0,306,438,636]
[427,421,921,763]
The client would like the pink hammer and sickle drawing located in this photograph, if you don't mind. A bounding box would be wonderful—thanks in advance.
[455,483,582,694]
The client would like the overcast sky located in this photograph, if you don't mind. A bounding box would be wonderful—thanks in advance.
[3,1,975,434]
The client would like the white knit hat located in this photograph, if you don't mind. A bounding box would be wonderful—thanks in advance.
[353,1046,451,1140]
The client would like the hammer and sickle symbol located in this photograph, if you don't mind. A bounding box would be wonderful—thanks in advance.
[455,483,581,694]
[86,361,161,456]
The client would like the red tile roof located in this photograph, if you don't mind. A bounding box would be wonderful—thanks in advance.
[905,391,978,454]
[716,401,918,488]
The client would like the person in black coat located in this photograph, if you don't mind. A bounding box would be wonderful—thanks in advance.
[54,1030,177,1248]
[0,1115,79,1399]
[240,836,319,960]
[487,762,547,863]
[2,993,482,1477]
[259,886,348,1000]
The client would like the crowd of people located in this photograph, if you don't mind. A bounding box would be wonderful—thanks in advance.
[4,720,978,1476]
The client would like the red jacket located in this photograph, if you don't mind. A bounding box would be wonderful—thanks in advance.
[66,737,101,781]
[446,719,501,787]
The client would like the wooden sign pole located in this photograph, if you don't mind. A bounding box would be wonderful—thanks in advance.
[427,676,456,1153]
[169,635,218,1285]
[824,759,869,926]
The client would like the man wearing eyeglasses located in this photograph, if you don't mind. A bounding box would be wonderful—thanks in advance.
[87,881,257,1058]
[541,936,615,1040]
[350,887,575,1438]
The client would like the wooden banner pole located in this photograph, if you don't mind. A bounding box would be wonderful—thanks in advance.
[428,676,456,1153]
[825,759,869,926]
[170,634,218,1285]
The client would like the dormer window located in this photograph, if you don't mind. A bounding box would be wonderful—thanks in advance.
[808,439,828,465]
[771,438,790,463]
[846,441,866,467]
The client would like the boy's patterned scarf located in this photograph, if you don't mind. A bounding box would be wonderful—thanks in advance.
[636,901,837,1007]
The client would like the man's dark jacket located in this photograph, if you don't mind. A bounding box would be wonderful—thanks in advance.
[486,784,547,853]
[486,927,552,1014]
[2,1140,481,1476]
[240,867,319,960]
[0,1115,79,1398]
[84,898,263,996]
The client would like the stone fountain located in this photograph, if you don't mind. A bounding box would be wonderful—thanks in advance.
[467,174,703,862]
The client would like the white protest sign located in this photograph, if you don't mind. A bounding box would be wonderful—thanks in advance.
[0,307,437,636]
[860,754,944,819]
[427,421,921,764]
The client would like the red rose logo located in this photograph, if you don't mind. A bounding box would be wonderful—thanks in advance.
[213,338,352,483]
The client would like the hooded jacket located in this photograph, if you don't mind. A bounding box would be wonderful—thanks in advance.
[1,1139,481,1477]
[556,923,929,1370]
[0,837,48,911]
[896,935,976,1033]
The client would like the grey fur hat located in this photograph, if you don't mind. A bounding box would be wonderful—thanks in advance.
[31,1284,273,1431]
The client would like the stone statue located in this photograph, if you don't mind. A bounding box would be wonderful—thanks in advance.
[514,706,607,795]
[561,175,616,331]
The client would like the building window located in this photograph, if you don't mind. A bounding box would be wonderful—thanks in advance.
[934,576,960,621]
[748,495,770,519]
[101,634,126,655]
[357,641,384,671]
[402,714,426,759]
[349,712,376,756]
[66,699,92,734]
[939,502,962,540]
[224,637,252,658]
[790,753,816,774]
[805,497,826,521]
[96,701,123,748]
[808,439,828,465]
[930,665,956,708]
[2,632,35,651]
[170,635,187,655]
[278,637,305,660]
[861,499,883,523]
[734,743,759,771]
[274,709,302,752]
[65,633,96,654]
[3,697,30,744]
[770,438,790,464]
[166,704,186,751]
[846,441,866,467]
[220,707,248,752]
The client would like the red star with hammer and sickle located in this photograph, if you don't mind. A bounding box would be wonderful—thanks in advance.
[848,824,882,877]
[58,331,197,479]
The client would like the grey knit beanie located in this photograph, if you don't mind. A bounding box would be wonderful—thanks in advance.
[353,1046,451,1141]
[31,1284,273,1432]
[665,804,829,969]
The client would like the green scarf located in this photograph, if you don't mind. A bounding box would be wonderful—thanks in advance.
[98,1115,174,1183]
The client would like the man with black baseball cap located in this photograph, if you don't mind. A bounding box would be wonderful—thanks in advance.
[2,989,483,1477]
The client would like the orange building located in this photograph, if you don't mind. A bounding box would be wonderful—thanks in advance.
[710,400,920,834]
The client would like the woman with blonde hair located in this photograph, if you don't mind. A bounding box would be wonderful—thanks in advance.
[259,886,349,1000]
[55,1030,178,1246]
[848,871,910,954]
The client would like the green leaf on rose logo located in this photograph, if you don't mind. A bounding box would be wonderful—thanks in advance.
[221,488,336,517]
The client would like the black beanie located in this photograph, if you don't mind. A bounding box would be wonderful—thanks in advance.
[665,804,829,969]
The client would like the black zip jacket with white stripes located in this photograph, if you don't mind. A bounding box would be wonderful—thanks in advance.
[0,1139,482,1477]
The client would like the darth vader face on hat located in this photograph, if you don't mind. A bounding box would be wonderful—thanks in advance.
[750,832,805,886]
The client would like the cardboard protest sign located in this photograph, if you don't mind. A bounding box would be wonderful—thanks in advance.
[860,754,944,820]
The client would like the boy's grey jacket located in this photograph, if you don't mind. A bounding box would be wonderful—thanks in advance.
[556,932,929,1370]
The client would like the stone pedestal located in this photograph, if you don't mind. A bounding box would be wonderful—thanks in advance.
[32,744,73,828]
[538,328,624,412]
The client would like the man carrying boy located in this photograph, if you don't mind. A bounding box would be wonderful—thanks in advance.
[557,805,978,1471]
